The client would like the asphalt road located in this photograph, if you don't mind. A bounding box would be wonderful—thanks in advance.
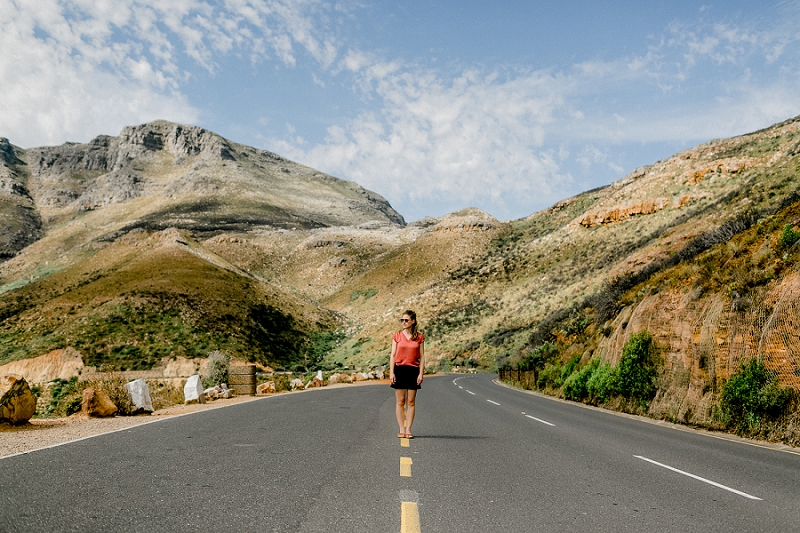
[2,374,798,532]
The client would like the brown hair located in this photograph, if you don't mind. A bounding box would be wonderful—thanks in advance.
[402,310,419,340]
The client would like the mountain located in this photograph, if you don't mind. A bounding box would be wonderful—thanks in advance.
[0,120,404,370]
[1,116,799,442]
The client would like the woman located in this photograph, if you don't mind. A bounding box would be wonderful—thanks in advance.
[389,310,424,439]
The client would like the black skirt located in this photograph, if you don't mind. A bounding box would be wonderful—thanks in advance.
[391,364,421,390]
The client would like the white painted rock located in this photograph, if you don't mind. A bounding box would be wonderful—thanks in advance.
[0,374,37,424]
[289,378,304,390]
[126,379,154,413]
[183,375,205,404]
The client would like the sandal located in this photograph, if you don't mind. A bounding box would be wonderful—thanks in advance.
[398,433,405,438]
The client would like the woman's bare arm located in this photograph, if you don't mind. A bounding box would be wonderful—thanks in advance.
[389,339,398,383]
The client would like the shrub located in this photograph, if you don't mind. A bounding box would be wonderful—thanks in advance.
[44,377,83,417]
[563,358,599,401]
[586,362,616,403]
[273,374,291,392]
[561,355,581,381]
[204,350,230,388]
[148,380,185,410]
[87,374,135,415]
[778,224,800,249]
[719,358,791,432]
[537,362,564,389]
[614,332,658,405]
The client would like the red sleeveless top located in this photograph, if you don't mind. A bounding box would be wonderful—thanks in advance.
[393,331,424,367]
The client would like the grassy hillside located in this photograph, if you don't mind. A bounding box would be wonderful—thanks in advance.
[0,229,337,371]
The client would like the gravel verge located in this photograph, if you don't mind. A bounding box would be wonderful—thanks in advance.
[0,395,261,459]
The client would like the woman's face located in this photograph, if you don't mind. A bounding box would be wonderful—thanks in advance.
[401,315,414,328]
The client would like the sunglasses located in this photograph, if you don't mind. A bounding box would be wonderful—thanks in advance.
[400,318,412,323]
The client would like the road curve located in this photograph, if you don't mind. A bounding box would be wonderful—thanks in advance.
[2,374,798,532]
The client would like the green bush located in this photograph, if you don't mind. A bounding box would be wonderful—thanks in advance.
[43,377,83,417]
[719,358,790,432]
[561,355,581,381]
[537,362,564,389]
[615,332,658,405]
[586,362,616,403]
[563,358,599,401]
[778,224,800,249]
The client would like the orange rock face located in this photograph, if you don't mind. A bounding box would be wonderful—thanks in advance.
[579,198,673,228]
[594,272,800,426]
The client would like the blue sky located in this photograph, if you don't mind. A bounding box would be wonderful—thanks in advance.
[2,1,800,221]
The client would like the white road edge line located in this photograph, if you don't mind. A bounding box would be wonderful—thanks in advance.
[525,414,555,426]
[466,390,476,395]
[634,455,762,501]
[487,400,500,405]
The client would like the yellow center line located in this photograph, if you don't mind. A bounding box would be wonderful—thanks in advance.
[401,502,421,533]
[400,437,410,447]
[400,456,413,477]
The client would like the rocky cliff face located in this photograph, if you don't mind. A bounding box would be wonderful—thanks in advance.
[0,138,42,258]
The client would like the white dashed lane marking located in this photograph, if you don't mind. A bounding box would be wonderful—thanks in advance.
[487,400,500,405]
[524,414,555,426]
[634,455,761,500]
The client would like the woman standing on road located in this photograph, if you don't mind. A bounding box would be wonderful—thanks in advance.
[390,310,425,439]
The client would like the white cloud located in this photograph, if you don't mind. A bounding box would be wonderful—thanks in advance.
[271,7,800,220]
[0,0,344,146]
[271,64,574,219]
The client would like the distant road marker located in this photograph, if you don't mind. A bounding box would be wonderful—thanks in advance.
[487,400,500,405]
[525,414,555,426]
[466,390,475,395]
[634,455,762,500]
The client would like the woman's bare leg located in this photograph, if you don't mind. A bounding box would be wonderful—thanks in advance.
[395,389,408,434]
[405,389,417,436]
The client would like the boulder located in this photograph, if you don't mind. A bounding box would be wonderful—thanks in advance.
[183,375,205,404]
[289,378,304,390]
[126,379,154,413]
[81,387,118,417]
[0,374,37,424]
[335,373,352,384]
[352,372,370,382]
[203,384,232,401]
[367,368,386,380]
[256,381,275,395]
[304,378,323,389]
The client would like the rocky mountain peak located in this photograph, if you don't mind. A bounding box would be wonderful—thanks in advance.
[116,120,236,164]
[0,138,23,166]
